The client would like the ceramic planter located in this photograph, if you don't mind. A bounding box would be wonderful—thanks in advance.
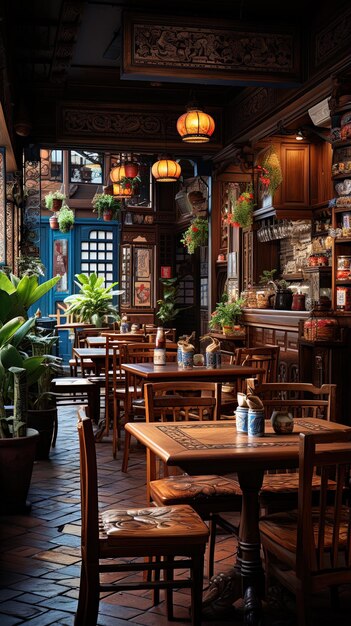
[103,209,113,221]
[0,428,39,513]
[52,198,63,212]
[49,215,59,229]
[28,407,57,460]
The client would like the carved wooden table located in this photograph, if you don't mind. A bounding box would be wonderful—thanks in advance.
[125,418,349,624]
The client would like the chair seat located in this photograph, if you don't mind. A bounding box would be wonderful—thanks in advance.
[100,504,209,546]
[260,472,336,493]
[260,506,351,557]
[150,475,241,507]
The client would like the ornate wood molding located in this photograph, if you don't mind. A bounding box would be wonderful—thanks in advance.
[57,102,222,150]
[314,6,351,69]
[0,148,6,264]
[122,13,301,85]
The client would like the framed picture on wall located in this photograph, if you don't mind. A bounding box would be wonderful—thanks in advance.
[53,239,68,292]
[134,281,151,307]
[134,247,151,279]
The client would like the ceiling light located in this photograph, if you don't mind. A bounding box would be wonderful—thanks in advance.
[295,130,304,141]
[176,104,215,143]
[151,158,181,182]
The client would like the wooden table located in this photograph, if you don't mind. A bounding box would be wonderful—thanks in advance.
[121,362,263,383]
[125,418,350,624]
[73,347,113,375]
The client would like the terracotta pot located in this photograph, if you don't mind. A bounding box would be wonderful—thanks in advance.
[0,428,39,513]
[27,408,57,460]
[49,215,59,229]
[52,198,63,212]
[124,163,139,178]
[103,209,113,221]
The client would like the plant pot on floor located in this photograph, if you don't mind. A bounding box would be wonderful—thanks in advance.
[0,428,39,513]
[27,407,57,460]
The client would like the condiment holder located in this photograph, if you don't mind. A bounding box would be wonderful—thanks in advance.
[270,410,294,434]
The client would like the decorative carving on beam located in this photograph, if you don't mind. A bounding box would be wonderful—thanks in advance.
[315,7,351,68]
[23,161,40,255]
[50,1,85,83]
[58,103,221,150]
[225,88,278,140]
[123,13,301,85]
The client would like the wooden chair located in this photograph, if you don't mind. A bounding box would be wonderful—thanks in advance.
[145,381,242,579]
[259,429,351,626]
[119,343,178,471]
[76,406,209,626]
[256,382,337,513]
[220,345,280,413]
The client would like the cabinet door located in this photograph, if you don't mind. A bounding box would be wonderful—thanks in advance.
[279,143,310,208]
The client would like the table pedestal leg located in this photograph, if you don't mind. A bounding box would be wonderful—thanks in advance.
[237,468,265,625]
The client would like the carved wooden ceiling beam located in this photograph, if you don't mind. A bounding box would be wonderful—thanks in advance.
[122,12,301,86]
[49,0,85,83]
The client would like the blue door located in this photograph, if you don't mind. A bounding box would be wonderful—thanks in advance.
[40,218,120,361]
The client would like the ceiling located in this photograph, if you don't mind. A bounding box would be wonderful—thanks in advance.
[0,0,343,157]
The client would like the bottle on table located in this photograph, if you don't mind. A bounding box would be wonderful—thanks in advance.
[153,327,166,365]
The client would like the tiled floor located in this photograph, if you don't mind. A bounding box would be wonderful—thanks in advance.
[0,406,350,626]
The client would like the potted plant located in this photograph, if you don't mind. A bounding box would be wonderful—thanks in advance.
[257,146,283,198]
[120,175,141,195]
[226,185,255,228]
[156,277,183,327]
[180,217,209,254]
[209,293,245,336]
[26,330,62,459]
[271,279,293,310]
[92,193,121,221]
[44,190,66,212]
[0,271,60,512]
[58,205,75,233]
[17,256,46,278]
[64,272,123,327]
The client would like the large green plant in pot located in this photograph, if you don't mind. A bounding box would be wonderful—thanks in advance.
[0,271,61,512]
[64,273,123,327]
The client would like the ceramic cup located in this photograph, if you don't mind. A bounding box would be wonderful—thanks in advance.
[248,408,265,437]
[235,406,248,434]
[206,351,217,368]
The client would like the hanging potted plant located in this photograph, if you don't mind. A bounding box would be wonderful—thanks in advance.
[257,145,283,198]
[119,174,141,196]
[49,214,59,230]
[44,190,66,212]
[57,205,75,233]
[180,217,209,254]
[92,193,121,221]
[226,185,255,229]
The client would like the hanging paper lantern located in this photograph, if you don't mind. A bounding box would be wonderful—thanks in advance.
[176,106,215,143]
[151,158,181,182]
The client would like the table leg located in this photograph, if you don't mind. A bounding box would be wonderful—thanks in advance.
[202,468,264,622]
[237,468,265,625]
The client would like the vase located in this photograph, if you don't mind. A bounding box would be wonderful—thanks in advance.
[271,410,294,434]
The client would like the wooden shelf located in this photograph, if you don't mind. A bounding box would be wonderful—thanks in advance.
[336,279,351,284]
[331,139,351,149]
[335,236,351,242]
[332,173,351,180]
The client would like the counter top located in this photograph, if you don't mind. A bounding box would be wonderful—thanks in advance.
[243,308,309,332]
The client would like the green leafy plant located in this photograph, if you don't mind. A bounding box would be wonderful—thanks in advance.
[180,217,208,254]
[0,272,60,323]
[58,206,75,233]
[226,185,255,228]
[92,193,121,219]
[64,273,123,327]
[258,146,283,196]
[44,190,66,210]
[259,269,277,285]
[120,175,141,192]
[274,279,292,292]
[156,277,184,326]
[209,293,245,330]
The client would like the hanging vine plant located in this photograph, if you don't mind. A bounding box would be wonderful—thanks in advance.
[181,217,209,254]
[226,185,255,228]
[258,145,283,196]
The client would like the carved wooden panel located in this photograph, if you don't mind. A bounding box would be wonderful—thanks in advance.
[123,13,301,85]
[314,7,351,69]
[0,148,6,264]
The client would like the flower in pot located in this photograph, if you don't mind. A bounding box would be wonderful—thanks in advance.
[92,193,121,221]
[208,294,245,335]
[180,217,209,254]
[58,205,75,233]
[226,185,255,229]
[64,272,123,327]
[44,190,66,212]
[257,146,283,198]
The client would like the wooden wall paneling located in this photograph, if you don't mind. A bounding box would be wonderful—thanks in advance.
[309,141,333,207]
[279,142,310,208]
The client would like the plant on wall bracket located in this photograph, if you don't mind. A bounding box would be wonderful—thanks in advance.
[257,145,283,197]
[180,217,209,254]
[226,184,255,228]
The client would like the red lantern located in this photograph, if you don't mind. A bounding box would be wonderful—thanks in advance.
[124,163,139,178]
